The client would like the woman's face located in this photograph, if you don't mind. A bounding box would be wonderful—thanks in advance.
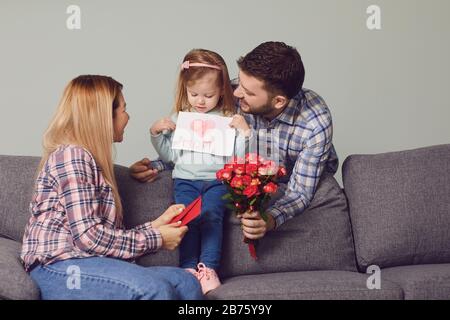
[113,92,129,142]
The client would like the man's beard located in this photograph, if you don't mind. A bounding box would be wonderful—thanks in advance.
[239,99,273,116]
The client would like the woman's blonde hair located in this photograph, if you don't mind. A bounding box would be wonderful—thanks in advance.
[38,75,124,217]
[173,49,235,116]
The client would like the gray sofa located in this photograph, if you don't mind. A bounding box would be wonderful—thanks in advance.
[1,144,449,300]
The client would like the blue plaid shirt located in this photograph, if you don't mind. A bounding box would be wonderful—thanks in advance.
[151,82,338,229]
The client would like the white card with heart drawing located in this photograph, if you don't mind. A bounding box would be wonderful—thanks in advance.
[171,111,236,156]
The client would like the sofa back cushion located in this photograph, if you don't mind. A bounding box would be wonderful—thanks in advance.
[343,144,450,271]
[115,168,179,267]
[0,155,39,242]
[219,173,357,278]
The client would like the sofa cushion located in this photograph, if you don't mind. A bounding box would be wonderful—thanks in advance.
[115,167,179,267]
[342,144,450,271]
[207,270,403,300]
[0,155,39,242]
[219,173,357,278]
[382,264,450,300]
[0,237,40,300]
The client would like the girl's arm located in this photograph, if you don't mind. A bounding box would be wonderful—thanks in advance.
[151,131,175,163]
[150,115,177,164]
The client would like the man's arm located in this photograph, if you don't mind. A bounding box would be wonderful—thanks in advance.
[150,159,174,172]
[267,116,334,228]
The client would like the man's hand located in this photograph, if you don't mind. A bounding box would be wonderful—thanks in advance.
[229,115,251,137]
[152,204,185,229]
[150,117,176,136]
[129,158,159,183]
[237,211,275,240]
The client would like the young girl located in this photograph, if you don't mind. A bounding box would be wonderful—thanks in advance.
[150,49,250,294]
[21,75,202,300]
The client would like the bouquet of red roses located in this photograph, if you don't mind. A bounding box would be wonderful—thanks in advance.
[216,153,287,260]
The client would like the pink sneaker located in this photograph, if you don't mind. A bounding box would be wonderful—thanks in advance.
[196,263,221,294]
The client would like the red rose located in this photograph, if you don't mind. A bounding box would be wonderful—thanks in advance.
[230,176,244,189]
[263,182,278,194]
[233,164,245,175]
[277,166,287,177]
[216,169,233,181]
[250,178,261,186]
[224,164,235,170]
[243,185,259,198]
[241,175,252,187]
[258,161,278,176]
[245,164,258,177]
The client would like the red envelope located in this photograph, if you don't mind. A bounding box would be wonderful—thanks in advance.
[170,196,202,226]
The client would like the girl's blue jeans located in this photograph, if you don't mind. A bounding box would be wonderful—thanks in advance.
[173,178,227,270]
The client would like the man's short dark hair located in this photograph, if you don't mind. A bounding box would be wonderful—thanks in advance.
[237,41,305,99]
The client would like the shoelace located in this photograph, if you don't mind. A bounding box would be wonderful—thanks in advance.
[197,263,216,281]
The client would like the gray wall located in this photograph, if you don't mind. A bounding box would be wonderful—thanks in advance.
[1,0,449,184]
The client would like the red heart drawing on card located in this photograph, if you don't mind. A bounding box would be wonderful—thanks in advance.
[190,119,216,138]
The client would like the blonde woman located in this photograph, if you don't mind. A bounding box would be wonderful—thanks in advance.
[20,75,202,300]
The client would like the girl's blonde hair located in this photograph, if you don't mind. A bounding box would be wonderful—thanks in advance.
[173,49,235,116]
[38,75,124,218]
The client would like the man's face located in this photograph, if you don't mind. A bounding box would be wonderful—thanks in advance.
[233,71,274,116]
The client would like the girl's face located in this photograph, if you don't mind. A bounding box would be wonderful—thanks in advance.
[113,92,130,142]
[186,72,222,113]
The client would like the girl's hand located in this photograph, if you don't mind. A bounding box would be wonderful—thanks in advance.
[150,117,176,136]
[229,115,251,137]
[152,204,185,229]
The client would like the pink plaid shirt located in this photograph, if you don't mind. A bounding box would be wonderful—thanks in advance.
[21,145,162,272]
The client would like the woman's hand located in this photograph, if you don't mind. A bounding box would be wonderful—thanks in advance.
[129,158,159,183]
[229,115,251,137]
[158,222,188,250]
[150,117,176,136]
[152,204,185,229]
[153,204,187,250]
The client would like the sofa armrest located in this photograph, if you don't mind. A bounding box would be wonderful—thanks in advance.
[0,237,40,300]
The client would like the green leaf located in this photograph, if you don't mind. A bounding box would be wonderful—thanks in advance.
[222,193,233,200]
[260,211,268,222]
[226,204,236,210]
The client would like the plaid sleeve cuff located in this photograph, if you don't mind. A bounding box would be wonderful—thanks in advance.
[136,222,163,252]
[266,207,286,230]
[150,160,167,172]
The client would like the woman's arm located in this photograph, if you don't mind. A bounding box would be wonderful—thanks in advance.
[56,147,163,259]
